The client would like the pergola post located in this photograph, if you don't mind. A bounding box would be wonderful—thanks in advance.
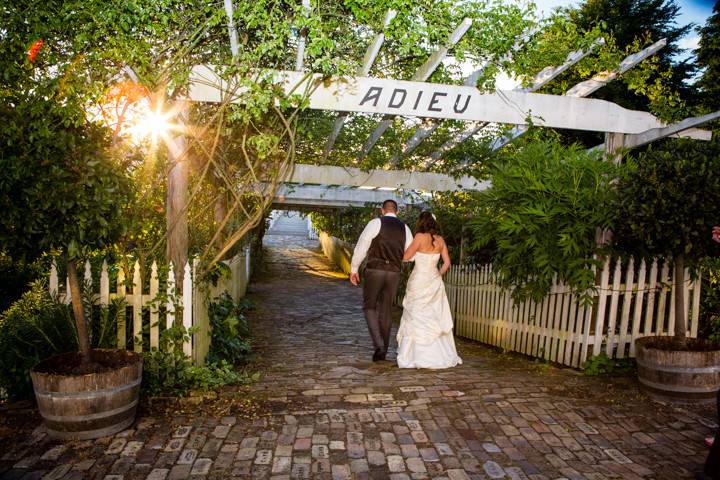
[166,103,190,286]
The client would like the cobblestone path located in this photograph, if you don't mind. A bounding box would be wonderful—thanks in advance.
[0,236,717,480]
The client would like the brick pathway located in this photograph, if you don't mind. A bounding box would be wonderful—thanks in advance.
[0,237,717,480]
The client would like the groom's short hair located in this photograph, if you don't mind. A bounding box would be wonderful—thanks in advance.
[382,199,398,212]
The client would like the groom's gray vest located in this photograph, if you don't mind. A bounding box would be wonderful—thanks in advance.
[366,216,406,273]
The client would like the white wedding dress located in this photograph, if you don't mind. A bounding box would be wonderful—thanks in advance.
[396,252,462,369]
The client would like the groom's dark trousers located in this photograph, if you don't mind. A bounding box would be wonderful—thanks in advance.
[362,215,407,356]
[363,269,401,355]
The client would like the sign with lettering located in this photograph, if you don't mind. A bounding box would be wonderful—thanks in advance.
[189,65,667,134]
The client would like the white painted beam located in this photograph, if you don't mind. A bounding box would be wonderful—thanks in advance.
[274,184,425,209]
[393,27,543,165]
[488,38,667,151]
[428,38,604,165]
[356,18,473,161]
[624,111,718,148]
[223,0,240,56]
[322,9,396,161]
[283,163,489,192]
[295,0,311,71]
[586,111,718,152]
[189,66,672,134]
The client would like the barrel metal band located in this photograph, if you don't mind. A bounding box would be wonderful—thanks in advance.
[39,399,138,423]
[46,416,135,441]
[638,377,719,393]
[636,359,720,374]
[34,377,141,399]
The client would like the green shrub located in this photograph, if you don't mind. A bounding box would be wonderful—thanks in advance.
[700,257,720,342]
[207,293,252,365]
[142,324,255,397]
[0,281,76,399]
[581,353,635,376]
[0,280,125,400]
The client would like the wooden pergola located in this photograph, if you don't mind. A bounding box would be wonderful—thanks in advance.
[160,3,720,274]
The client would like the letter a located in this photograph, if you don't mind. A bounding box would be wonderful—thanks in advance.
[359,87,382,107]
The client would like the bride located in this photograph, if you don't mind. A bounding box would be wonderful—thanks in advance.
[396,212,462,369]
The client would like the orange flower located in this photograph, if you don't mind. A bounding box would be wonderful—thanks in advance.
[28,39,44,63]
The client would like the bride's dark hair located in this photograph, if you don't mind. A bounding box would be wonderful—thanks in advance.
[415,211,440,245]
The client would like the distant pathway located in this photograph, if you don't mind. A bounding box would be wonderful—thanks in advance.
[0,228,715,480]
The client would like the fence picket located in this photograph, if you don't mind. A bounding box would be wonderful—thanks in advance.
[644,260,659,337]
[100,260,110,306]
[629,259,646,357]
[605,259,623,356]
[691,274,701,338]
[657,262,670,335]
[132,261,143,353]
[617,258,634,358]
[50,261,59,298]
[182,262,193,357]
[84,260,92,286]
[117,267,127,349]
[150,262,159,350]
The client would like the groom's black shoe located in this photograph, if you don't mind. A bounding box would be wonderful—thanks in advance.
[372,348,384,362]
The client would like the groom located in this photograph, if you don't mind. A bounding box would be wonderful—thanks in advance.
[350,200,413,361]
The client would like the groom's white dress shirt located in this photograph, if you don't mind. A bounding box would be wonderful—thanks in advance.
[350,213,414,274]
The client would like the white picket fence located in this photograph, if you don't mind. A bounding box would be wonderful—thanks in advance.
[49,247,252,365]
[444,257,701,368]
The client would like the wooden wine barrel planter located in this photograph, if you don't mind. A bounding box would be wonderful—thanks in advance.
[635,336,720,403]
[30,349,142,440]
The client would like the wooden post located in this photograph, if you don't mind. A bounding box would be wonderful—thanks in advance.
[166,103,190,287]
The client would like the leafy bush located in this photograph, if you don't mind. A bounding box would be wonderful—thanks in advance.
[142,324,255,397]
[700,257,720,342]
[0,281,124,400]
[581,353,635,376]
[207,293,252,365]
[310,207,378,243]
[470,140,623,304]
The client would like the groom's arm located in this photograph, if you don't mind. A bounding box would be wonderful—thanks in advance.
[350,218,381,275]
[403,225,415,261]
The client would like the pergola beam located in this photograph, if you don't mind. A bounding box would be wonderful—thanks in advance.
[322,9,396,161]
[393,27,543,165]
[487,38,668,152]
[274,184,426,209]
[283,163,489,192]
[223,0,240,57]
[356,18,473,161]
[190,67,677,134]
[428,37,604,166]
[587,111,719,152]
[294,0,311,71]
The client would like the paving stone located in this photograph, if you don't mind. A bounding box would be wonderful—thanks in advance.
[176,449,197,465]
[106,440,127,456]
[272,456,292,474]
[190,458,212,475]
[146,468,169,480]
[331,464,351,480]
[42,464,71,480]
[167,464,191,480]
[483,461,506,478]
[388,455,406,472]
[121,441,144,456]
[255,449,273,465]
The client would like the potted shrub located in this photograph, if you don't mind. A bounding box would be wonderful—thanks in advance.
[614,139,720,403]
[0,91,139,438]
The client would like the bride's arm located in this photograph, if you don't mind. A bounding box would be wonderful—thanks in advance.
[403,234,422,262]
[439,239,451,276]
